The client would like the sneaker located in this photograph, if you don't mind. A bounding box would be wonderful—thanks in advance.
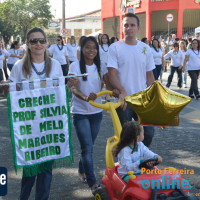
[91,185,102,195]
[166,84,170,88]
[184,84,187,88]
[78,172,87,184]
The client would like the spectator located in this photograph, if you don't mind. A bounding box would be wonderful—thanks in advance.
[67,36,78,64]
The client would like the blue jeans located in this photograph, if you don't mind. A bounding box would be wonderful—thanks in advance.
[116,106,154,147]
[19,170,52,200]
[7,64,14,72]
[167,66,182,88]
[153,64,162,80]
[73,112,103,187]
[188,70,199,96]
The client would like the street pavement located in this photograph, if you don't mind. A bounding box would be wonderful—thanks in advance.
[0,69,200,200]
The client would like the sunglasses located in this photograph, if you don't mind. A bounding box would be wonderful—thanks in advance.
[29,38,46,45]
[57,39,61,41]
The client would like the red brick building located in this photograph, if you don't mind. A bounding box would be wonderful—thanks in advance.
[101,0,200,39]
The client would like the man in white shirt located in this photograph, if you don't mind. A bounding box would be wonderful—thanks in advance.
[107,13,155,147]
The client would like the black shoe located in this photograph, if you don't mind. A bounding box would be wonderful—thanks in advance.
[189,95,194,98]
[196,95,200,100]
[166,84,170,88]
[91,185,102,195]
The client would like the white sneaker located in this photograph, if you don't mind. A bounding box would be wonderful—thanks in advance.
[183,84,187,88]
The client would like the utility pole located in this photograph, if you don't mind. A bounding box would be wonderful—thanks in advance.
[62,0,65,29]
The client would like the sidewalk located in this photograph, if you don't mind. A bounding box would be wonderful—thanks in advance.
[0,69,200,199]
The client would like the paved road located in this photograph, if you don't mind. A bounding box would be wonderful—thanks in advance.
[0,70,200,200]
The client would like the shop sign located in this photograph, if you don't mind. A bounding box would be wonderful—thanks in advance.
[48,21,60,28]
[120,0,141,12]
[151,0,172,2]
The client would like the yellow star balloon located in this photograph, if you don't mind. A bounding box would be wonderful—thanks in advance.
[124,81,192,126]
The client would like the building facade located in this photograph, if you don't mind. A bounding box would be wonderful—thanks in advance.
[60,9,101,41]
[101,0,200,39]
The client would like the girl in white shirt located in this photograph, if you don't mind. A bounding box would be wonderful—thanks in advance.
[99,34,110,69]
[68,36,116,194]
[113,122,162,183]
[179,40,187,88]
[48,35,70,78]
[7,41,24,71]
[151,39,164,80]
[183,39,200,99]
[67,36,78,63]
[99,34,110,101]
[164,43,184,88]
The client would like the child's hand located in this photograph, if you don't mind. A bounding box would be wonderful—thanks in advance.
[155,156,162,164]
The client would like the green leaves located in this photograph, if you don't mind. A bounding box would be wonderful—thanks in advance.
[0,0,53,42]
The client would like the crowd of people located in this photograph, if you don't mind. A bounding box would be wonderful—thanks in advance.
[141,33,200,95]
[0,12,200,199]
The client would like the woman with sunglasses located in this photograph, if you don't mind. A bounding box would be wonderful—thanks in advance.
[48,35,70,77]
[164,43,184,88]
[183,39,200,99]
[67,36,78,64]
[68,36,117,195]
[7,41,24,72]
[1,27,63,200]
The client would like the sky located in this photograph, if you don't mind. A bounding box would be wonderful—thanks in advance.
[49,0,101,19]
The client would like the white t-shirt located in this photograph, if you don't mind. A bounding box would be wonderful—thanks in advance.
[151,47,163,65]
[107,40,155,95]
[9,58,63,84]
[117,142,157,177]
[48,44,68,65]
[7,49,23,64]
[167,40,174,51]
[185,49,200,70]
[68,61,107,115]
[99,44,109,67]
[0,49,10,69]
[77,46,81,52]
[164,50,184,67]
[67,43,78,62]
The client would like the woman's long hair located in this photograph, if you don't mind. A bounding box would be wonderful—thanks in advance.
[179,40,187,52]
[113,122,141,157]
[191,39,200,52]
[152,39,161,51]
[100,34,110,47]
[80,36,101,81]
[22,27,52,78]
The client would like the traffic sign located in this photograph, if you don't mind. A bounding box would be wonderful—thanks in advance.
[166,13,174,23]
[61,28,68,36]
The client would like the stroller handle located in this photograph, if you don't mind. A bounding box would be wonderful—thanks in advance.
[89,90,121,110]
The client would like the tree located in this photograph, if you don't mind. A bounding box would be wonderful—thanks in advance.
[0,0,53,42]
[0,20,18,45]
